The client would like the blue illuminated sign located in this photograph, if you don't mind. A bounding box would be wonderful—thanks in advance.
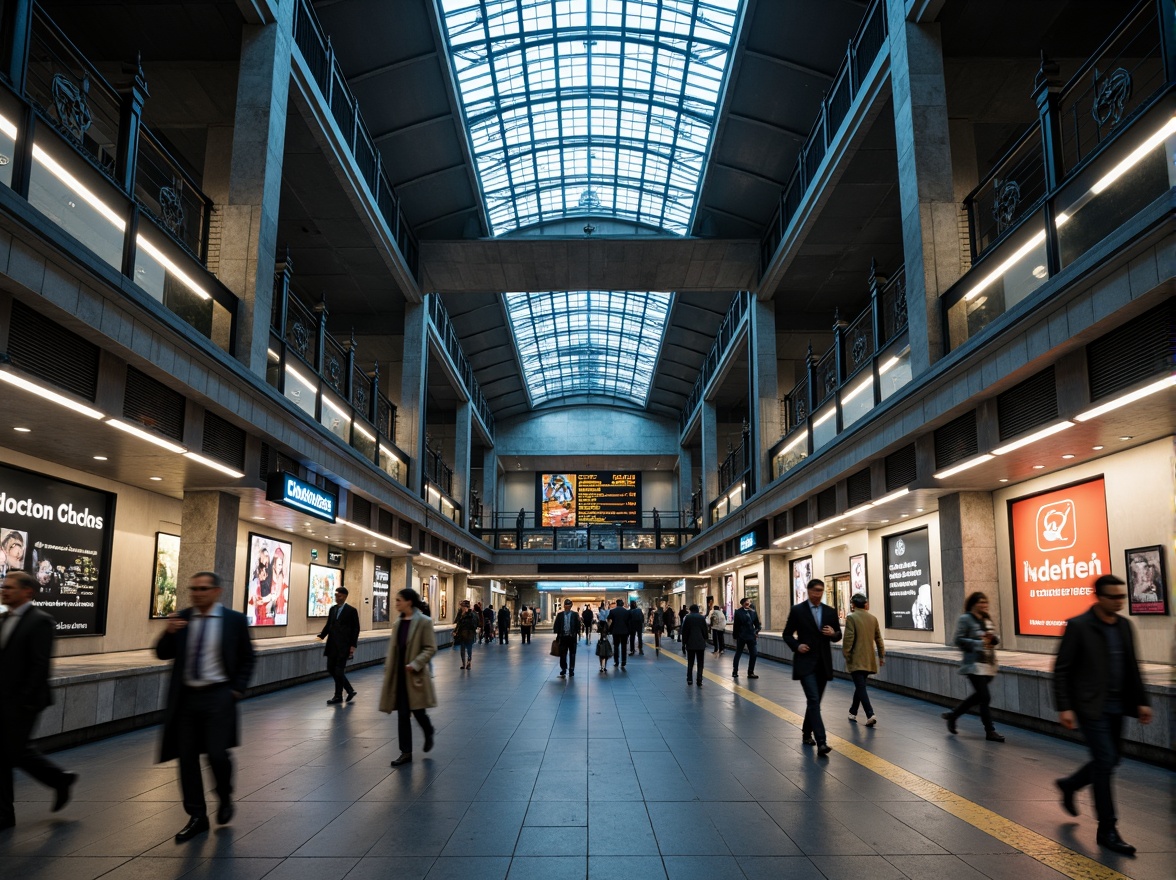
[266,472,337,523]
[739,530,758,553]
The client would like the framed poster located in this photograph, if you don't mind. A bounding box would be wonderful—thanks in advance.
[246,532,292,627]
[0,462,115,635]
[1126,546,1168,615]
[150,532,181,618]
[850,553,868,600]
[308,564,342,618]
[372,555,391,623]
[1009,476,1110,636]
[883,527,933,631]
[791,556,813,606]
[723,573,734,620]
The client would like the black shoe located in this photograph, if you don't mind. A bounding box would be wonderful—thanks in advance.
[747,673,759,679]
[802,734,816,746]
[559,671,566,677]
[424,730,435,753]
[175,816,210,843]
[0,818,14,831]
[1096,829,1136,856]
[942,712,957,734]
[985,730,1005,742]
[216,801,234,824]
[817,743,833,757]
[1056,779,1078,817]
[391,753,412,767]
[732,671,739,678]
[327,697,343,705]
[346,690,357,702]
[687,677,693,685]
[696,680,702,687]
[569,671,574,677]
[52,772,78,812]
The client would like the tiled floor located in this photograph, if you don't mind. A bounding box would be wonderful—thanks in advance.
[3,636,1171,880]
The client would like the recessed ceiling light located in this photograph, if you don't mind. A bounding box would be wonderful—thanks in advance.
[1119,436,1133,441]
[150,476,163,481]
[916,508,924,512]
[254,516,264,520]
[901,513,909,517]
[1061,454,1075,459]
[93,455,107,461]
[1092,445,1104,450]
[1033,464,1045,469]
[880,519,889,523]
[13,427,30,433]
[839,527,847,531]
[999,478,1009,482]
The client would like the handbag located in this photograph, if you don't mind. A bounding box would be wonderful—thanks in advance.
[550,637,561,657]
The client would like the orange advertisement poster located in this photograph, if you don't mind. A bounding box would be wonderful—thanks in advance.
[1009,476,1111,636]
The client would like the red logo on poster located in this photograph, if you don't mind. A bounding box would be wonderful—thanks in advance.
[1011,477,1110,636]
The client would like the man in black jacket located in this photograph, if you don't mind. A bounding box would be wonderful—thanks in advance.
[679,604,708,686]
[156,571,255,842]
[607,598,630,668]
[731,597,762,679]
[628,601,645,656]
[1053,574,1152,856]
[553,599,582,676]
[782,578,842,756]
[0,571,77,830]
[318,586,359,704]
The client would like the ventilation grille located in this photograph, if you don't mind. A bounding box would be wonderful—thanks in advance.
[792,502,810,530]
[997,366,1058,441]
[123,366,185,442]
[378,508,394,536]
[1087,299,1174,401]
[773,512,788,538]
[817,487,837,520]
[885,443,917,491]
[847,468,872,507]
[258,442,300,481]
[7,301,99,402]
[934,411,979,469]
[202,411,246,470]
[349,494,372,527]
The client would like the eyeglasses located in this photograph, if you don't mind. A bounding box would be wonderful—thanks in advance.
[190,586,216,592]
[1101,593,1128,600]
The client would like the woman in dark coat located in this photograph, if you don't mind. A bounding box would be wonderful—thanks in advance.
[453,600,480,669]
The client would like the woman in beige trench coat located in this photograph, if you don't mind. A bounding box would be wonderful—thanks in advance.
[380,588,437,766]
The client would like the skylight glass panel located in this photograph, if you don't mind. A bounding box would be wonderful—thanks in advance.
[503,291,672,406]
[440,0,742,235]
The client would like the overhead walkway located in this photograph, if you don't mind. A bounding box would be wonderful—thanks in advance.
[3,639,1171,880]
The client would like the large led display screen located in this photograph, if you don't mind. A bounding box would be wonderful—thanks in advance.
[0,462,114,636]
[245,533,292,626]
[538,472,640,527]
[1010,476,1110,636]
[540,473,577,526]
[883,527,933,631]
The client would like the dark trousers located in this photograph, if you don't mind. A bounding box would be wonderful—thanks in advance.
[712,630,726,652]
[652,629,662,650]
[395,667,433,754]
[0,708,69,825]
[630,629,643,654]
[177,685,234,819]
[520,626,532,643]
[733,638,757,674]
[558,636,577,673]
[947,674,994,731]
[499,626,509,643]
[849,670,874,717]
[687,648,705,680]
[1062,712,1124,829]
[327,654,353,698]
[799,673,829,744]
[611,633,628,666]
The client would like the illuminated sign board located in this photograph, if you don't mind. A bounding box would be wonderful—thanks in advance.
[537,472,641,526]
[266,472,337,522]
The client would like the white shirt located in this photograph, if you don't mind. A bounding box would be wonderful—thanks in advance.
[0,601,33,649]
[184,603,228,686]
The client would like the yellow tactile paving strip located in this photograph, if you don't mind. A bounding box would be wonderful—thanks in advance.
[661,649,1130,880]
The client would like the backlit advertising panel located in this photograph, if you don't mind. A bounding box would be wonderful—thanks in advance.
[883,527,933,631]
[540,473,577,526]
[1010,476,1110,636]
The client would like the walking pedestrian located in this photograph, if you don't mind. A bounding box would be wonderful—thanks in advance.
[381,588,437,767]
[782,578,841,757]
[663,603,676,642]
[1054,575,1152,856]
[709,603,727,654]
[842,593,883,724]
[651,603,665,654]
[607,598,630,668]
[317,586,359,704]
[454,600,479,669]
[680,604,708,686]
[482,604,495,644]
[942,592,1005,742]
[596,601,609,644]
[519,605,534,644]
[595,628,614,671]
[498,605,511,644]
[731,597,761,679]
[629,600,645,656]
[581,605,594,644]
[554,599,581,677]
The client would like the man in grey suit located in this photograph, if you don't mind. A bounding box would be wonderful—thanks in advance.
[782,578,842,757]
[0,571,77,830]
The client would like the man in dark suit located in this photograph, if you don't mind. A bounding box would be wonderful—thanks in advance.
[0,571,77,830]
[318,586,359,704]
[782,578,842,756]
[1053,574,1152,856]
[553,598,582,677]
[732,597,762,679]
[156,571,255,842]
[628,600,645,656]
[498,604,511,644]
[680,604,709,686]
[606,597,630,668]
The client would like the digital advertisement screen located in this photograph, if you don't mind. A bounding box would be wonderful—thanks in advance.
[884,527,933,631]
[150,532,181,618]
[1010,476,1110,636]
[307,564,343,618]
[538,472,640,527]
[540,473,577,526]
[373,555,391,623]
[246,533,292,626]
[0,462,114,636]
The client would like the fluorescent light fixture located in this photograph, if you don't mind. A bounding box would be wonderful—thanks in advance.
[963,229,1046,302]
[0,112,16,139]
[1075,375,1176,422]
[338,517,411,549]
[992,421,1074,455]
[183,451,244,479]
[416,551,471,573]
[13,427,31,433]
[780,431,807,455]
[841,375,873,404]
[1091,115,1176,194]
[379,444,403,462]
[427,484,441,499]
[106,418,187,454]
[878,356,900,375]
[32,145,127,230]
[773,526,814,546]
[322,394,351,422]
[353,422,376,442]
[285,361,315,389]
[0,368,103,418]
[136,236,211,300]
[267,348,280,361]
[871,488,910,507]
[933,453,995,480]
[698,553,759,575]
[813,408,836,428]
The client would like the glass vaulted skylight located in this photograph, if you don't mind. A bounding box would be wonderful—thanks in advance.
[504,291,672,406]
[439,0,742,236]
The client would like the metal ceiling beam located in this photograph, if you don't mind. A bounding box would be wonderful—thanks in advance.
[726,111,807,140]
[699,203,767,226]
[350,49,438,83]
[741,49,834,80]
[708,161,786,189]
[394,161,470,190]
[373,112,454,143]
[415,205,480,230]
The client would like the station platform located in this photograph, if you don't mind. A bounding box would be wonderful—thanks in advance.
[4,634,1171,880]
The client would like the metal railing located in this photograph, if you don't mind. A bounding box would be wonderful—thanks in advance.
[427,294,496,437]
[478,509,695,551]
[291,0,419,279]
[679,291,750,434]
[760,0,889,271]
[423,440,454,498]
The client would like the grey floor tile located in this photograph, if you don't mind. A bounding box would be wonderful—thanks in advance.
[884,854,994,880]
[0,857,130,880]
[514,826,587,856]
[342,856,436,880]
[506,856,588,880]
[523,801,587,827]
[259,857,360,880]
[736,856,825,880]
[424,856,511,880]
[588,855,667,879]
[956,853,1070,880]
[662,855,745,880]
[808,854,907,880]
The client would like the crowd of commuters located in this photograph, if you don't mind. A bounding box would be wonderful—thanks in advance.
[0,568,1152,857]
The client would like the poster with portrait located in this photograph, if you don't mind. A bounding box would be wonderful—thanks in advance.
[372,555,391,623]
[245,532,292,627]
[540,473,577,526]
[0,462,114,635]
[850,553,868,601]
[723,573,734,620]
[150,532,180,618]
[1125,546,1168,616]
[791,556,813,605]
[308,564,342,618]
[884,528,933,630]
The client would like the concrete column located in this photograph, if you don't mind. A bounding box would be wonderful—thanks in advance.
[763,554,790,631]
[202,2,294,377]
[750,296,779,489]
[699,401,718,526]
[482,449,498,525]
[400,302,429,493]
[346,551,374,633]
[454,401,473,525]
[938,492,999,643]
[887,0,961,374]
[178,491,240,609]
[677,453,693,527]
